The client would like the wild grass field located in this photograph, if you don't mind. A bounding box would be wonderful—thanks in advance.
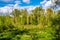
[0,7,60,40]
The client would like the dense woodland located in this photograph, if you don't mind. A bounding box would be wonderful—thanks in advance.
[0,7,60,40]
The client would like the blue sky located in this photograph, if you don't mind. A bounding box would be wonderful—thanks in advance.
[0,0,43,7]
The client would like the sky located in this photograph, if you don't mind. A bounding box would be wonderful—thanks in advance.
[0,0,60,14]
[0,0,43,7]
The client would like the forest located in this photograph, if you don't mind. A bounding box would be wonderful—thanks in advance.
[0,7,60,40]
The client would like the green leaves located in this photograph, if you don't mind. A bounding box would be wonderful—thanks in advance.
[0,7,60,40]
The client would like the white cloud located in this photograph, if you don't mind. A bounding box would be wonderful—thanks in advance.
[7,4,14,7]
[0,0,39,15]
[40,0,47,5]
[15,1,22,4]
[0,5,37,15]
[0,1,20,15]
[40,0,54,9]
[40,0,60,10]
[0,6,13,15]
[13,1,21,10]
[22,0,30,4]
[0,1,21,15]
[44,1,53,8]
[0,1,38,15]
[1,0,14,2]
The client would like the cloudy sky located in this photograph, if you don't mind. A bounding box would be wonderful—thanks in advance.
[0,0,42,7]
[0,0,60,14]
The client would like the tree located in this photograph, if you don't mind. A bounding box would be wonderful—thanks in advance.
[12,9,21,17]
[57,10,60,14]
[20,9,28,25]
[46,8,53,16]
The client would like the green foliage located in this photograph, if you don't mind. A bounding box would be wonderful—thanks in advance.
[0,7,60,40]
